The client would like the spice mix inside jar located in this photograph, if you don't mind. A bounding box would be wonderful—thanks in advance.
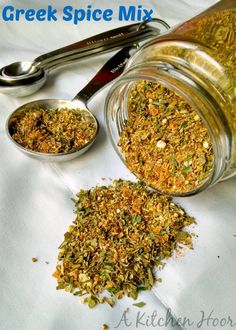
[105,0,236,196]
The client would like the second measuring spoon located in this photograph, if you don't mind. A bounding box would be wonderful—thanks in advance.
[6,45,137,161]
[0,19,169,96]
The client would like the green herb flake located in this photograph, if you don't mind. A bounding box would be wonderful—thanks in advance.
[133,302,146,308]
[133,214,142,224]
[73,291,83,296]
[88,298,97,309]
[181,166,192,174]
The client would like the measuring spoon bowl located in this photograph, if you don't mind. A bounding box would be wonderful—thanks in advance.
[1,61,40,78]
[6,45,137,161]
[6,99,98,161]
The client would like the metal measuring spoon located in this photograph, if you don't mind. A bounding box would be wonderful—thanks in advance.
[6,45,137,161]
[0,19,169,97]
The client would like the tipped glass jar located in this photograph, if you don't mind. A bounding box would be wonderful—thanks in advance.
[105,0,236,196]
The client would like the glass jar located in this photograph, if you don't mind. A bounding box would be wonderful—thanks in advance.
[105,0,236,196]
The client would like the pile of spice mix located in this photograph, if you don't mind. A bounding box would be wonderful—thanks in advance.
[119,81,214,194]
[53,180,195,307]
[11,108,97,154]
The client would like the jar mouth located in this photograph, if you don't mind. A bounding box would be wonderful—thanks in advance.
[105,63,230,196]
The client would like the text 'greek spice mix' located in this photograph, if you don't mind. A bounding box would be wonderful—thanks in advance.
[53,180,195,307]
[119,81,214,194]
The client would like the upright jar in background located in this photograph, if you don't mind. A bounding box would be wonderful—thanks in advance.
[105,0,236,196]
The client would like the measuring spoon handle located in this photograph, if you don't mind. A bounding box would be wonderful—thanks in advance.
[34,22,151,69]
[73,45,138,104]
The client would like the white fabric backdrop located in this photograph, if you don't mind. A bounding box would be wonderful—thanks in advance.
[0,1,235,330]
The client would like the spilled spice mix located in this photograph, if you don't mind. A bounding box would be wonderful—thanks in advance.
[11,108,97,154]
[133,301,146,308]
[53,180,195,307]
[103,325,109,330]
[119,81,214,194]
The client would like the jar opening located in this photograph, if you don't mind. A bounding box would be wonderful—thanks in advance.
[105,64,230,196]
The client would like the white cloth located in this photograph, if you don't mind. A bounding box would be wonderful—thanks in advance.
[1,1,235,330]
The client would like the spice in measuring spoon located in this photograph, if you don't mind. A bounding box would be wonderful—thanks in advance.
[119,81,214,194]
[11,107,97,154]
[53,180,195,307]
